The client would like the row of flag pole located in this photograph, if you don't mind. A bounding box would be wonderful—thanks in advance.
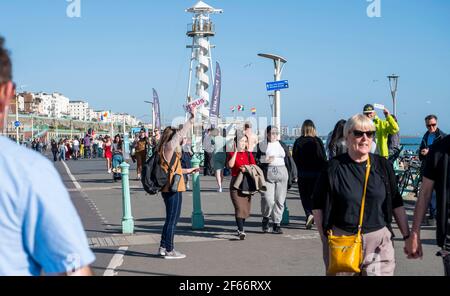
[231,105,257,115]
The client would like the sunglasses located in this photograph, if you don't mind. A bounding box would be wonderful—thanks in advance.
[352,130,375,139]
[427,124,437,128]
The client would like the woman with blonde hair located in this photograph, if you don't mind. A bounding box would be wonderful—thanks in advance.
[292,120,327,230]
[313,114,410,276]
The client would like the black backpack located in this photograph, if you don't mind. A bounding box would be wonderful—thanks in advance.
[141,151,176,195]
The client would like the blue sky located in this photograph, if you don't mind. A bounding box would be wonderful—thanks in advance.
[1,0,449,135]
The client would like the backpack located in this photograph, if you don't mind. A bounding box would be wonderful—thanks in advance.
[141,150,176,195]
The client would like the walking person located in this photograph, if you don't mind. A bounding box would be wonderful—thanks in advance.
[203,128,215,176]
[157,109,199,259]
[213,128,227,192]
[111,135,124,181]
[83,133,91,159]
[0,37,94,275]
[134,129,149,180]
[227,131,257,240]
[327,119,347,160]
[51,139,58,162]
[244,122,259,158]
[58,140,66,161]
[256,126,296,234]
[312,114,410,276]
[103,136,113,174]
[406,135,450,276]
[419,115,446,226]
[292,120,327,230]
[72,137,80,160]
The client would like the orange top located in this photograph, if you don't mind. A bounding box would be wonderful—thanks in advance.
[161,152,186,193]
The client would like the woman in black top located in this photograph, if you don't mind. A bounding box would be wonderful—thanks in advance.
[292,120,327,230]
[312,114,410,276]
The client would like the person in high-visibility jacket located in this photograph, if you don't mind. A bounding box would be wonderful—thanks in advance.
[363,104,400,158]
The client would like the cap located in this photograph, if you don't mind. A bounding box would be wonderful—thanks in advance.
[363,104,375,114]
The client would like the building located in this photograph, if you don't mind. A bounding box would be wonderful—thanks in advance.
[292,126,302,137]
[111,113,140,127]
[69,101,89,121]
[281,125,289,137]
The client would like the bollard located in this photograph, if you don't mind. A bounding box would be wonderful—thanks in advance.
[120,162,134,234]
[190,155,205,230]
[281,202,290,226]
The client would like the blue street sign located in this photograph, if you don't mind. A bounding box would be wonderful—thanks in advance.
[14,121,21,128]
[266,80,289,91]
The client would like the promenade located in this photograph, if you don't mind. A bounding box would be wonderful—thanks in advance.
[54,156,443,276]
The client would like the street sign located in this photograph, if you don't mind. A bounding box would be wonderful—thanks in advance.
[14,121,21,128]
[266,80,289,91]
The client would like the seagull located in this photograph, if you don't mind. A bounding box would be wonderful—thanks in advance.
[244,63,253,68]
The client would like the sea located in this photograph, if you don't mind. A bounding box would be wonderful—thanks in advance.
[283,137,422,153]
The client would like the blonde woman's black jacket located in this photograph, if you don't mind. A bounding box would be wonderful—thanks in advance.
[312,153,404,237]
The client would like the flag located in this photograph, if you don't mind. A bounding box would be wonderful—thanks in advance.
[238,105,245,112]
[251,107,257,115]
[209,62,221,128]
[231,106,236,113]
[153,89,161,130]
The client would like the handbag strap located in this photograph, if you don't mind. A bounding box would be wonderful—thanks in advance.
[357,156,371,236]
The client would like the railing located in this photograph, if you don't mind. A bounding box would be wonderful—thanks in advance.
[187,22,215,35]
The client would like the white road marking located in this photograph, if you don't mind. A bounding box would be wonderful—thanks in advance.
[103,247,129,276]
[61,161,82,191]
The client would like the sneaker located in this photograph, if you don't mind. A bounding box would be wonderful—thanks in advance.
[237,230,247,240]
[217,187,223,193]
[164,250,186,260]
[137,174,141,179]
[158,247,166,257]
[273,224,283,234]
[306,215,315,230]
[108,169,112,174]
[262,217,270,233]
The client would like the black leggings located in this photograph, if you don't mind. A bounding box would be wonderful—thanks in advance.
[236,218,245,232]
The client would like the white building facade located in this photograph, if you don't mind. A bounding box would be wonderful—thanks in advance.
[69,101,89,121]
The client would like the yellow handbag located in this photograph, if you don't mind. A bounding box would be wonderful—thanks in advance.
[327,157,371,275]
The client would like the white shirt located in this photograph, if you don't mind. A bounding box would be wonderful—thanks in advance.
[266,141,286,167]
[73,139,79,147]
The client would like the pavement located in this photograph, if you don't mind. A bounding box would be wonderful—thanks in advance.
[52,155,444,276]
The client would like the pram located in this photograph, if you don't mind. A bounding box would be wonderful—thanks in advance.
[112,153,124,182]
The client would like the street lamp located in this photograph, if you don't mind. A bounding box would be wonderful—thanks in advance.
[258,53,287,136]
[388,74,399,117]
[144,100,156,135]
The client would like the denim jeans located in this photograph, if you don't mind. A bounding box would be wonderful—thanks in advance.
[59,150,65,161]
[160,192,183,252]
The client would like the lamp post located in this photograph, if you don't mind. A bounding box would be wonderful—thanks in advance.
[258,53,287,137]
[144,101,156,135]
[388,74,399,117]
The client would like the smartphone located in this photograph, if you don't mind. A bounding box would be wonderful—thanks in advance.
[171,174,182,192]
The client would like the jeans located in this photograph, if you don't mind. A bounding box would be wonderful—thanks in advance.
[59,150,65,161]
[112,154,124,169]
[84,146,91,159]
[160,192,183,252]
[52,150,57,162]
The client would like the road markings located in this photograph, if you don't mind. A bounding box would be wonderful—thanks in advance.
[61,161,82,191]
[103,247,129,276]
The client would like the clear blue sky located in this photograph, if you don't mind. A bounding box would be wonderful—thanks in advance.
[1,0,449,136]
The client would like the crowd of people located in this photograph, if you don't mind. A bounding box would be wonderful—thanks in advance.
[1,35,449,277]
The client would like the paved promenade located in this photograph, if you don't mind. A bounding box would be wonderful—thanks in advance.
[53,157,443,276]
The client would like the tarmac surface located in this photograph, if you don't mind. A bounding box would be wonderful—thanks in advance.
[53,156,444,276]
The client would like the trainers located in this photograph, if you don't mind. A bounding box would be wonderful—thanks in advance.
[306,215,314,230]
[217,187,223,193]
[273,224,283,234]
[237,230,247,240]
[158,247,166,257]
[164,250,186,260]
[262,218,270,233]
[108,169,112,174]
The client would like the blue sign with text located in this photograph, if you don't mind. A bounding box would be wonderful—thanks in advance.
[14,121,21,128]
[266,80,289,91]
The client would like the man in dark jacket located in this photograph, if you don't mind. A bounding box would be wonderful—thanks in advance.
[419,115,446,225]
[407,135,450,276]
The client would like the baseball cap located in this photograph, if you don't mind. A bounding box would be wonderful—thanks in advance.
[363,104,375,114]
